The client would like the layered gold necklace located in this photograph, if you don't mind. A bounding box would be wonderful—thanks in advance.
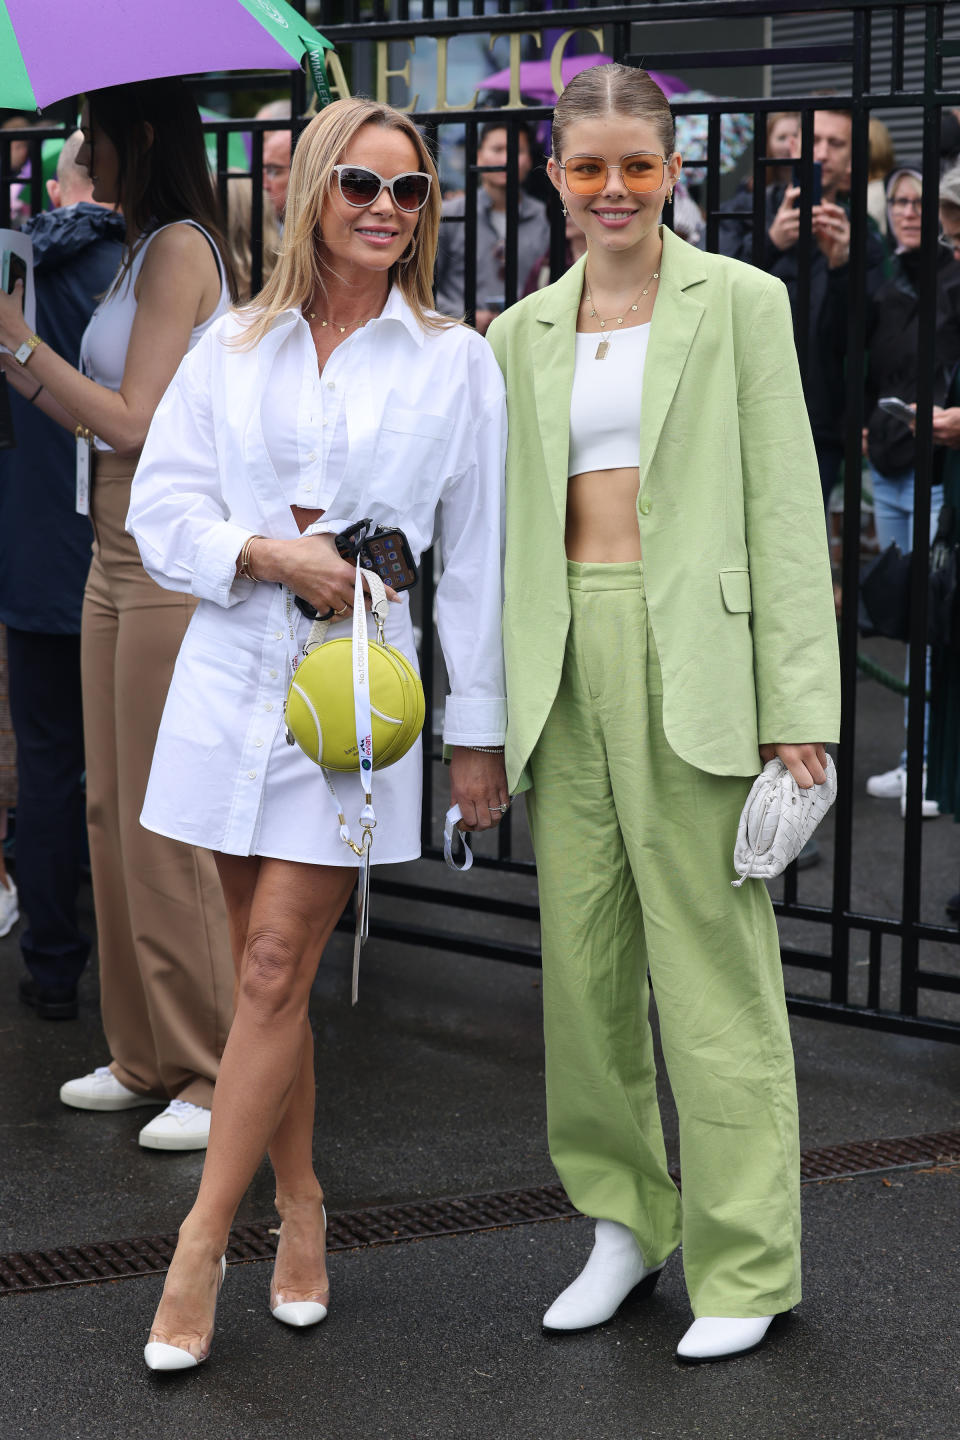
[584,269,659,359]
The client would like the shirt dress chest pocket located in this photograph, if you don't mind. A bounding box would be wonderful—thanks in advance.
[372,405,455,512]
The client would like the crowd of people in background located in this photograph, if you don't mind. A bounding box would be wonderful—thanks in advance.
[2,81,960,1080]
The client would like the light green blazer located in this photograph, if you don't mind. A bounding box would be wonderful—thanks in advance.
[486,226,842,794]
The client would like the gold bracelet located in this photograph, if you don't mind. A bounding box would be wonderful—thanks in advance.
[238,533,264,582]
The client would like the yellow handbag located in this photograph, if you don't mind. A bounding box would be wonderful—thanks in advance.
[286,629,424,771]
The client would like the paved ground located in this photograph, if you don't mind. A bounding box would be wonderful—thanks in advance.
[0,632,959,1439]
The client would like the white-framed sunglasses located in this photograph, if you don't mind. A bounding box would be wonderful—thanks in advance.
[331,164,432,213]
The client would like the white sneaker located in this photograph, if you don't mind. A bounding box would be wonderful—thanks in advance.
[865,766,905,799]
[60,1065,162,1112]
[139,1099,211,1151]
[899,768,940,819]
[0,876,19,938]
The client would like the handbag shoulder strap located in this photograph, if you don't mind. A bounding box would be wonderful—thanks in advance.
[304,566,390,654]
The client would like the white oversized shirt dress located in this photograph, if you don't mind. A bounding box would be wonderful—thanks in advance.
[127,288,507,865]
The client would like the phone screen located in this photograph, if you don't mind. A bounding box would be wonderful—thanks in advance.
[4,252,26,295]
[790,160,823,206]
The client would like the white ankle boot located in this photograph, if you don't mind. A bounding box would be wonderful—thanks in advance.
[676,1314,774,1361]
[542,1219,666,1332]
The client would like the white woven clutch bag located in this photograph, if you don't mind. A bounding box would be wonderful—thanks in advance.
[732,756,837,887]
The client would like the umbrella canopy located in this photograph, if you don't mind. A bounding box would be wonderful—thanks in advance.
[476,56,687,105]
[0,0,332,112]
[672,92,753,174]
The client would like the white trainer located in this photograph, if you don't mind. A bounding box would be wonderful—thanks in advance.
[542,1219,666,1332]
[865,765,905,799]
[60,1065,161,1112]
[139,1099,211,1151]
[899,767,940,819]
[676,1315,774,1362]
[0,876,19,938]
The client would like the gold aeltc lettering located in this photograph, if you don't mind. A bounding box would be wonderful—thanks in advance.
[324,49,352,101]
[435,36,477,112]
[489,31,541,108]
[549,28,604,99]
[376,39,420,111]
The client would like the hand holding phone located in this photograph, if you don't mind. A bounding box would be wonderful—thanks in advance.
[4,252,27,296]
[790,161,823,206]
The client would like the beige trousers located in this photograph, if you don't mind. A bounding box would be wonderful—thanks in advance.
[81,451,234,1108]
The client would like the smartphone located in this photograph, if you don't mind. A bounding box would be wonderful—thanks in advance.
[360,527,418,592]
[294,522,419,621]
[790,160,823,206]
[3,252,26,295]
[879,396,917,426]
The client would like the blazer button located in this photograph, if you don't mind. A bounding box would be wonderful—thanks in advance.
[639,494,652,515]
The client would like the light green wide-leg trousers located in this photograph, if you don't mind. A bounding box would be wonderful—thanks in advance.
[525,561,801,1319]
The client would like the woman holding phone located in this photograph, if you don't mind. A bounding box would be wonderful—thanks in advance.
[862,166,960,811]
[0,79,237,1151]
[487,64,840,1363]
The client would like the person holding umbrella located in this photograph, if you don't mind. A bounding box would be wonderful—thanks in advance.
[0,78,237,1151]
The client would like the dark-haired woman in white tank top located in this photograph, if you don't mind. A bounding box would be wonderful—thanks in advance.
[0,78,238,1152]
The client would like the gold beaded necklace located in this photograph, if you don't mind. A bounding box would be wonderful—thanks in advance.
[585,268,660,359]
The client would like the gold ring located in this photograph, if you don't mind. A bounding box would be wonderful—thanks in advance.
[335,603,349,616]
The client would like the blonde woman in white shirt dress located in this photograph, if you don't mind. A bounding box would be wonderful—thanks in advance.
[127,98,509,1371]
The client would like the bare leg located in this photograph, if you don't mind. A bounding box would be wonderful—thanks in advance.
[218,855,331,1307]
[146,855,355,1356]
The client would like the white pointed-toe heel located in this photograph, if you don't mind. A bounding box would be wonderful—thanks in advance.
[676,1314,774,1362]
[542,1219,668,1333]
[144,1254,227,1372]
[271,1297,328,1328]
[270,1204,329,1330]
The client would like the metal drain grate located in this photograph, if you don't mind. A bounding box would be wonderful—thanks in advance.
[1,1131,957,1298]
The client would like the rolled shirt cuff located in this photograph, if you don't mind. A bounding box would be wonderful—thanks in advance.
[442,694,507,748]
[193,521,258,607]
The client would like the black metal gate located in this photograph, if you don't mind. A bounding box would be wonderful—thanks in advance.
[4,0,959,1041]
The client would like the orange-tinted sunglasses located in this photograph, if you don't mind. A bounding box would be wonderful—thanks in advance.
[559,152,666,196]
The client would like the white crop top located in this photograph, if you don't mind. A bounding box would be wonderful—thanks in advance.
[568,323,649,478]
[80,220,231,452]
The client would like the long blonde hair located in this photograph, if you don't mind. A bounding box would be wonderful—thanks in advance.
[234,98,446,346]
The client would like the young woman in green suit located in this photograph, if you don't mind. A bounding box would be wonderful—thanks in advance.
[486,64,841,1363]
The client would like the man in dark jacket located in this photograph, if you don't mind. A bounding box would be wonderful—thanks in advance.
[719,108,888,508]
[435,119,549,335]
[0,131,124,1019]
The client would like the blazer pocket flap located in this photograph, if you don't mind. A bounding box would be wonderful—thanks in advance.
[381,405,454,441]
[720,568,752,613]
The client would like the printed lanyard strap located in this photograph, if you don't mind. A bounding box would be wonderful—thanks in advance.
[285,564,390,1003]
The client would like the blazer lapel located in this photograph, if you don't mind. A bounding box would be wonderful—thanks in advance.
[638,227,708,490]
[531,254,585,530]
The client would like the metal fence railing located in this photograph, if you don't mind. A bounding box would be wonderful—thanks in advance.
[4,0,959,1040]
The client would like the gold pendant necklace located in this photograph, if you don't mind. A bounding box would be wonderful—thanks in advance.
[307,311,369,334]
[586,269,659,360]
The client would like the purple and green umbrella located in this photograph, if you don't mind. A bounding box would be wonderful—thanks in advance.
[0,0,333,112]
